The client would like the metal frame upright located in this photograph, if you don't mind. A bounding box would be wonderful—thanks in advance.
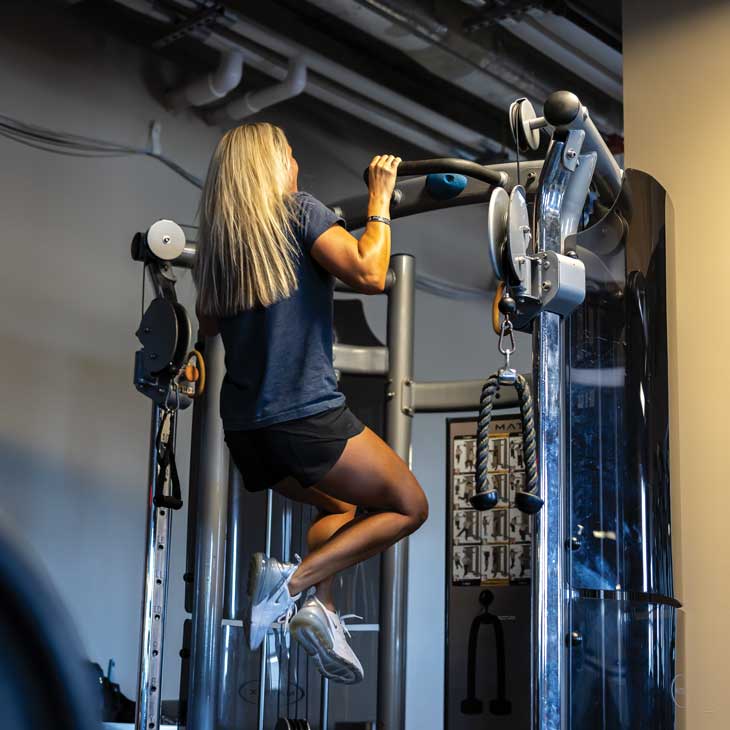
[529,96,622,730]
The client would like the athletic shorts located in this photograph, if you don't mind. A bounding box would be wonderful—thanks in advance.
[224,403,366,493]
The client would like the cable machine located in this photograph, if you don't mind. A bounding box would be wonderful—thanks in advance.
[129,90,677,730]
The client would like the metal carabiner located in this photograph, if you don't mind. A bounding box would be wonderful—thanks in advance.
[498,318,516,357]
[498,318,518,384]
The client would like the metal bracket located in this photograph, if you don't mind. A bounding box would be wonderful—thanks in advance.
[510,250,586,329]
[152,3,226,49]
[561,129,585,172]
[401,379,415,417]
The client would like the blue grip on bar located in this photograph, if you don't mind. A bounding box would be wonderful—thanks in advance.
[425,173,468,200]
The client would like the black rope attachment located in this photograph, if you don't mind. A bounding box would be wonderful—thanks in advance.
[470,372,542,514]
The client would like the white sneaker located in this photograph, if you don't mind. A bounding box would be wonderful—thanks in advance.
[289,593,364,685]
[245,552,301,651]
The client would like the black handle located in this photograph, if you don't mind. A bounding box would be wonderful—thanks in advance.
[362,158,506,187]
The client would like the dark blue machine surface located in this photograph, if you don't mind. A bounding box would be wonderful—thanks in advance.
[566,169,677,729]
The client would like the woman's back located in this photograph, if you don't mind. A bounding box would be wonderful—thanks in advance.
[219,191,345,429]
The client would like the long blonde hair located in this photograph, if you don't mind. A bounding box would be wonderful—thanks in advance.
[194,123,298,316]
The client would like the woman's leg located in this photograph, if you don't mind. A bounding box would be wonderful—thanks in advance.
[286,426,428,597]
[271,479,357,610]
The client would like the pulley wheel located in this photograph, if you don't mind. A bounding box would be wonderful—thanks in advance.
[508,98,541,152]
[146,219,186,261]
[504,185,531,287]
[486,187,509,282]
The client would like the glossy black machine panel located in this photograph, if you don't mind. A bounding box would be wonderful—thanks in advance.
[566,169,677,728]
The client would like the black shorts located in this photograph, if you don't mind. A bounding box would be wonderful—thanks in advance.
[224,403,366,492]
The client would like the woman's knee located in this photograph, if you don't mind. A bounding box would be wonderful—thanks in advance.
[400,479,429,532]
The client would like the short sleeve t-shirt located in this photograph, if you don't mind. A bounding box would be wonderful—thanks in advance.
[218,191,345,430]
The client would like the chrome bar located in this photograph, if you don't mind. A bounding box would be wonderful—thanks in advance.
[135,405,175,730]
[378,254,415,730]
[333,344,389,376]
[320,677,330,730]
[532,136,586,730]
[223,464,246,620]
[256,489,274,730]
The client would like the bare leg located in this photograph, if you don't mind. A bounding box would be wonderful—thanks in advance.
[272,479,357,611]
[286,427,428,596]
[306,509,355,609]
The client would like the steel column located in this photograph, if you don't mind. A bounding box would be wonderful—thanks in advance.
[256,488,274,730]
[218,463,247,730]
[136,404,175,730]
[531,138,586,730]
[320,677,330,730]
[223,463,246,621]
[187,335,229,730]
[378,254,415,730]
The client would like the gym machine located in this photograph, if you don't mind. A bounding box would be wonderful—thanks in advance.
[129,90,677,730]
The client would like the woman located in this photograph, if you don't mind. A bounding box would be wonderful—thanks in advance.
[193,123,428,685]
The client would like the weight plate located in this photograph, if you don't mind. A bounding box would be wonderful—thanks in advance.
[172,302,191,371]
[147,219,186,261]
[486,186,509,282]
[136,298,178,375]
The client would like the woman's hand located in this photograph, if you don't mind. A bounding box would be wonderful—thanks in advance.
[367,154,401,204]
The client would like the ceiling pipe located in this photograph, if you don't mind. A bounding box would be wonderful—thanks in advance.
[222,12,502,153]
[498,10,622,101]
[208,57,307,123]
[110,0,504,156]
[209,35,463,155]
[165,48,245,110]
[311,0,622,135]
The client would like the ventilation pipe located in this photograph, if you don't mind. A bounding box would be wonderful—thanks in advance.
[209,58,308,123]
[110,0,503,155]
[166,49,245,110]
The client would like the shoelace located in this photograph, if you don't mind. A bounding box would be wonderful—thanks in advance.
[337,613,363,640]
[275,601,298,631]
[305,588,365,639]
[271,554,303,631]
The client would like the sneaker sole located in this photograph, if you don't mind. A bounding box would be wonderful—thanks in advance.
[290,615,364,685]
[245,552,273,651]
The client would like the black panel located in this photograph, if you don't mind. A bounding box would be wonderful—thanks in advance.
[565,170,676,728]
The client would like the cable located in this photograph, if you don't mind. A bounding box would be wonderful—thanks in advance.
[141,262,147,320]
[415,272,488,300]
[0,112,202,188]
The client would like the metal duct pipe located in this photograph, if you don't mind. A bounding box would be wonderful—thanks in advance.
[110,0,503,155]
[166,48,244,110]
[208,57,307,123]
[309,0,622,135]
[498,10,622,101]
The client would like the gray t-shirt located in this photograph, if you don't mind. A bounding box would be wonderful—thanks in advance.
[218,191,345,430]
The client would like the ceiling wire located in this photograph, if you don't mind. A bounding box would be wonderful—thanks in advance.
[0,112,203,188]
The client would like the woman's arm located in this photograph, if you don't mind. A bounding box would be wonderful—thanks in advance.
[310,154,400,294]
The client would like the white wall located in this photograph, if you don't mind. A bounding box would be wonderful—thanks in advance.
[0,2,529,724]
[623,2,730,727]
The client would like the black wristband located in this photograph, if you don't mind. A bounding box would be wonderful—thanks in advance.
[366,215,391,226]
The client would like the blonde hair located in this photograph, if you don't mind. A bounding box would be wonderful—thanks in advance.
[194,123,298,316]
